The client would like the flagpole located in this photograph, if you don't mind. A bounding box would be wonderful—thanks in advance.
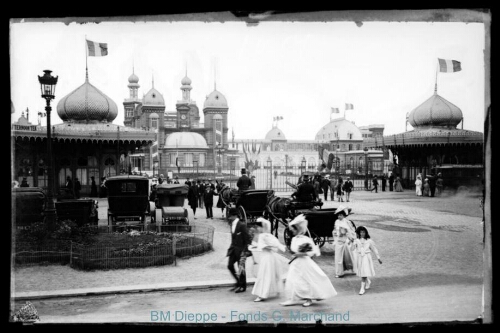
[85,35,88,81]
[435,60,438,93]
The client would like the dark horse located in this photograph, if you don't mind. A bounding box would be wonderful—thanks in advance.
[265,190,293,237]
[217,184,240,218]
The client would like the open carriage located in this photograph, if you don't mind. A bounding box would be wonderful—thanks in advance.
[235,190,271,225]
[283,207,354,249]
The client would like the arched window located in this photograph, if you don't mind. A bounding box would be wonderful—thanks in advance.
[150,113,159,129]
[59,158,72,186]
[103,157,116,178]
[37,159,47,188]
[199,153,206,167]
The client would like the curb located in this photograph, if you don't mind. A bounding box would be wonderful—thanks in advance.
[13,279,257,301]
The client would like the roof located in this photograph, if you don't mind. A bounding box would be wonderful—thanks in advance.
[203,89,228,109]
[408,92,463,129]
[265,126,286,141]
[57,80,118,123]
[364,128,483,147]
[143,87,165,106]
[165,132,209,149]
[315,117,363,141]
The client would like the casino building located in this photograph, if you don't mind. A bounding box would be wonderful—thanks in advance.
[363,85,484,189]
[11,73,155,196]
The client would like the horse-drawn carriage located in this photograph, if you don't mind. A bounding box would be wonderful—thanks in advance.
[218,185,270,225]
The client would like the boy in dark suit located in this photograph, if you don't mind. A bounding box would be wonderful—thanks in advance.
[227,218,251,293]
[204,186,214,219]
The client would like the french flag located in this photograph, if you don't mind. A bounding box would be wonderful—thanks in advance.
[87,40,108,57]
[438,58,461,73]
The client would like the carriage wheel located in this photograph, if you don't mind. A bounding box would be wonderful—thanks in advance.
[284,227,293,250]
[237,206,247,223]
[311,231,326,248]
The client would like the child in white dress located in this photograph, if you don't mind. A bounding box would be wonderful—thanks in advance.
[280,214,337,307]
[333,206,357,277]
[249,217,287,302]
[352,226,382,295]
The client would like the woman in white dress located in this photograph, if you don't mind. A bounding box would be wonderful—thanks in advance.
[249,217,287,302]
[332,214,356,277]
[280,214,337,307]
[352,226,382,295]
[415,175,422,196]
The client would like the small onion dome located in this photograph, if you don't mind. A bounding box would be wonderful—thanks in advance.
[128,73,139,84]
[265,127,286,140]
[143,87,165,106]
[181,75,192,86]
[57,80,118,123]
[204,89,228,109]
[165,132,209,149]
[408,93,463,129]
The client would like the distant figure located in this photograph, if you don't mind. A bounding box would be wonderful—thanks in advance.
[291,174,317,202]
[65,176,74,196]
[422,178,430,197]
[274,170,278,179]
[20,178,29,187]
[343,177,354,202]
[99,177,107,198]
[185,177,192,187]
[90,176,98,197]
[187,183,198,219]
[74,178,81,199]
[158,174,165,185]
[12,180,20,188]
[321,176,330,201]
[173,176,180,184]
[237,168,252,191]
[389,174,395,191]
[336,178,344,202]
[436,173,444,196]
[415,175,423,196]
[250,175,256,190]
[381,174,387,192]
[370,176,379,193]
[197,179,205,209]
[204,186,214,219]
[427,173,437,197]
[329,177,337,201]
[394,177,403,192]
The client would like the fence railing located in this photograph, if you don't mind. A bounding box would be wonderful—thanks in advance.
[13,224,214,270]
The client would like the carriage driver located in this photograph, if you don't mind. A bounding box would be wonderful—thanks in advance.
[237,168,252,191]
[291,174,317,202]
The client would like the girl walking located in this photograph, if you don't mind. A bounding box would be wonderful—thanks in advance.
[249,218,287,302]
[280,214,337,307]
[352,226,382,295]
[415,174,423,196]
[422,178,430,197]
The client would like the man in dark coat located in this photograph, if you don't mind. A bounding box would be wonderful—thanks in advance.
[204,186,214,219]
[173,176,180,184]
[381,174,387,191]
[187,183,198,219]
[291,174,317,202]
[321,176,330,201]
[227,218,251,293]
[20,177,29,187]
[90,176,98,197]
[427,173,437,197]
[197,179,205,209]
[370,176,379,193]
[66,176,74,197]
[74,178,81,199]
[389,174,395,191]
[237,168,252,191]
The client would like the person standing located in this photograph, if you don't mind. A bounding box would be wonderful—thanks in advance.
[90,176,98,197]
[237,168,252,191]
[204,186,214,219]
[343,177,353,202]
[249,218,287,302]
[428,173,437,197]
[291,174,317,202]
[394,176,403,192]
[381,174,387,192]
[197,179,205,209]
[313,175,322,200]
[389,174,395,191]
[250,175,256,189]
[74,177,81,199]
[65,176,74,197]
[332,216,356,278]
[352,226,382,295]
[329,176,337,201]
[321,176,330,201]
[336,177,344,202]
[173,176,180,184]
[185,177,192,187]
[216,180,227,216]
[415,175,423,196]
[187,182,198,219]
[370,176,379,193]
[280,214,337,307]
[227,218,251,293]
[436,173,444,196]
[422,178,430,197]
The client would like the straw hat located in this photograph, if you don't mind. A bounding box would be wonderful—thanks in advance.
[334,205,350,216]
[256,217,271,234]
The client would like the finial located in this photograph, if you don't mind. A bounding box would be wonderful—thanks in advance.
[434,82,437,95]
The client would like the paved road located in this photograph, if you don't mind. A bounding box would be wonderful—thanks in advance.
[12,189,484,325]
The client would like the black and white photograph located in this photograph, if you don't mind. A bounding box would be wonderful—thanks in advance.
[10,9,492,326]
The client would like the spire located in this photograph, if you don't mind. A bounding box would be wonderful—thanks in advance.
[132,60,135,74]
[152,72,154,88]
[214,64,217,90]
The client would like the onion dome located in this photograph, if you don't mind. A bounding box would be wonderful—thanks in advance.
[57,80,118,123]
[204,89,228,109]
[165,132,209,149]
[265,127,286,140]
[181,75,192,86]
[315,118,363,141]
[407,92,463,129]
[128,72,139,84]
[143,87,165,106]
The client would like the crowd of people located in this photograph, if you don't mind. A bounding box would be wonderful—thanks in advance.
[414,172,444,197]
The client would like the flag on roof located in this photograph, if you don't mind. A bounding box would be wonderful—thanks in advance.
[87,40,108,57]
[438,58,461,73]
[331,107,340,114]
[345,103,354,110]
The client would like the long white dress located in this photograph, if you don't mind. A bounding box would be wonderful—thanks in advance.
[333,228,356,276]
[251,233,287,299]
[285,235,337,301]
[352,238,380,277]
[415,179,422,196]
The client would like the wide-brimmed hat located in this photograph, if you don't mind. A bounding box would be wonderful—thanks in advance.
[289,214,308,235]
[256,217,271,234]
[334,205,349,216]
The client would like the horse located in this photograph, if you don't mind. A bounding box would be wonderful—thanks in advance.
[216,184,240,219]
[265,190,292,237]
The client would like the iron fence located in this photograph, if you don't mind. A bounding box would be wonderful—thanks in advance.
[13,224,214,270]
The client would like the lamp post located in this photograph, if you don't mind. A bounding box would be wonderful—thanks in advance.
[216,144,223,175]
[301,156,306,175]
[335,148,340,180]
[38,70,58,231]
[364,147,369,190]
[267,156,272,189]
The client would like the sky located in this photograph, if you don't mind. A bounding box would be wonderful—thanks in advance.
[10,13,487,141]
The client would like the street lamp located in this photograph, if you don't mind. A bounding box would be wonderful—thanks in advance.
[364,147,369,190]
[267,156,272,189]
[38,70,58,230]
[216,144,223,175]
